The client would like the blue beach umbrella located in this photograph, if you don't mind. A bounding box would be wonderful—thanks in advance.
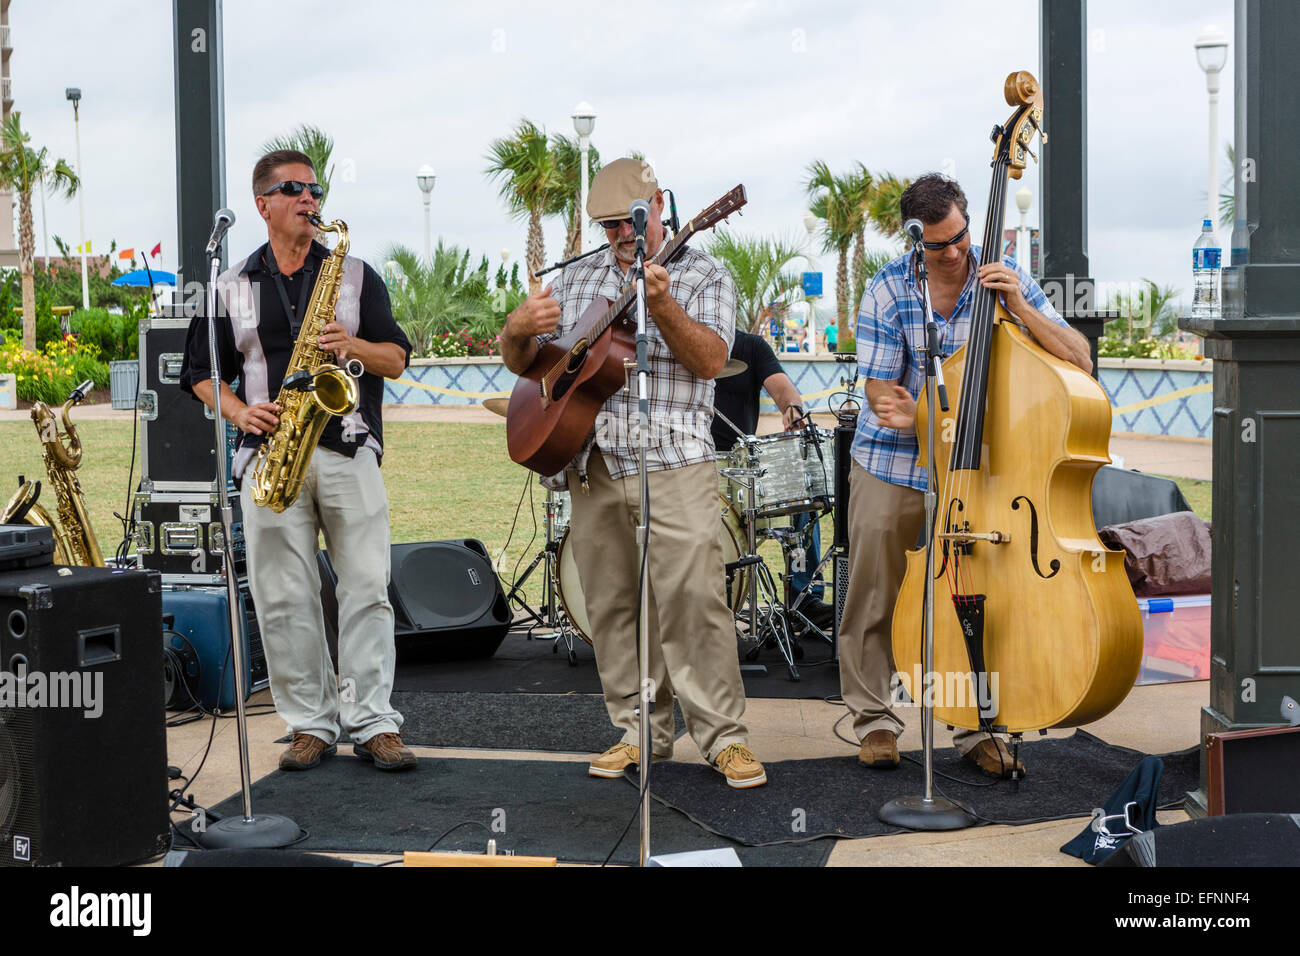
[112,269,177,287]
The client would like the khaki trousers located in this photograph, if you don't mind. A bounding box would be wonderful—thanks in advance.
[566,453,749,761]
[838,462,984,755]
[241,447,401,746]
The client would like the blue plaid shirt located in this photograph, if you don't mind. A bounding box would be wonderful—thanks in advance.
[852,245,1069,491]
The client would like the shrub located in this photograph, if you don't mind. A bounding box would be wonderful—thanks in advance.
[69,308,139,362]
[0,335,110,404]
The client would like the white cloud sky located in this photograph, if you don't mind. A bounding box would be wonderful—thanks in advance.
[12,0,1234,308]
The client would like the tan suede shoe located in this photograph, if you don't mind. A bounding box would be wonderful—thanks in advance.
[858,730,900,768]
[713,743,767,789]
[963,737,1025,778]
[353,732,417,771]
[279,733,336,771]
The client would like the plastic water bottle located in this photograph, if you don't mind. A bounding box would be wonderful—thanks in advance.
[1191,219,1221,320]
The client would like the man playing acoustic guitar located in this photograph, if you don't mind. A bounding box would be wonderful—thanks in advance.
[500,159,766,789]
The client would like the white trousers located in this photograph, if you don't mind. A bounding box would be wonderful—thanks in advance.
[240,447,401,745]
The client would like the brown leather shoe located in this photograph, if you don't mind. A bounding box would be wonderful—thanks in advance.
[963,737,1025,778]
[279,733,336,771]
[858,730,900,768]
[353,732,417,771]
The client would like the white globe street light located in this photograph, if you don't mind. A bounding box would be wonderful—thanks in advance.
[416,164,436,261]
[1015,186,1032,271]
[1195,25,1229,225]
[572,101,596,253]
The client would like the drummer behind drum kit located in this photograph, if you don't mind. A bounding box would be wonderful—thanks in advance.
[486,360,846,681]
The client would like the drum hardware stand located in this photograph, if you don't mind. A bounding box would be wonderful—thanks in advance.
[196,213,303,850]
[878,231,975,832]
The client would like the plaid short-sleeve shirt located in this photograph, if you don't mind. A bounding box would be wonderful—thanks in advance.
[537,243,736,482]
[852,245,1070,491]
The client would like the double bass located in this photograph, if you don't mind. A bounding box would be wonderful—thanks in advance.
[890,71,1142,736]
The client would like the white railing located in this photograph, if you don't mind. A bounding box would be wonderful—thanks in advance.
[1,77,10,102]
[1,25,10,49]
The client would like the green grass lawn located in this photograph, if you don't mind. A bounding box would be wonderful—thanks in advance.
[1,418,1212,607]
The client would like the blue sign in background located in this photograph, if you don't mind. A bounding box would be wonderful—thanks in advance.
[802,271,823,297]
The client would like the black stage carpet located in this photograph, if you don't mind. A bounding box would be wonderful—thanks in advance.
[627,731,1201,846]
[394,628,841,700]
[186,756,834,867]
[279,693,686,753]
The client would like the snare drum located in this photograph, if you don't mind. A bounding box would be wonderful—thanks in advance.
[547,489,572,539]
[727,429,836,520]
[555,494,748,645]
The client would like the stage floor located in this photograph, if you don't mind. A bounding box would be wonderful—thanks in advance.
[163,672,1205,867]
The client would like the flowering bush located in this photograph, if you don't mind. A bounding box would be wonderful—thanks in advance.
[1098,335,1202,360]
[421,329,500,359]
[0,334,111,404]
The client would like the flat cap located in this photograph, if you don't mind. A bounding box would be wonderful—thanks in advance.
[587,157,658,222]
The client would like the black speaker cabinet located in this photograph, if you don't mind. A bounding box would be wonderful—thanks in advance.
[833,419,855,550]
[319,539,510,662]
[0,566,169,866]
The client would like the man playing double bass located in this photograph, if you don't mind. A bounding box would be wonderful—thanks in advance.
[500,159,766,789]
[841,174,1092,776]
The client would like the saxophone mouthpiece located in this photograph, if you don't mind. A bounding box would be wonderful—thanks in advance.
[306,211,323,227]
[69,380,94,404]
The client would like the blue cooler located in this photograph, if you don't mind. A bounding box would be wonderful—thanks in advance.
[162,582,269,713]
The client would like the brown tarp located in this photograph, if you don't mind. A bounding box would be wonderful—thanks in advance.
[1098,511,1212,597]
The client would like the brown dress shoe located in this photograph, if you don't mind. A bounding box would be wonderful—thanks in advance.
[858,729,900,768]
[353,732,417,771]
[963,737,1025,778]
[279,733,336,771]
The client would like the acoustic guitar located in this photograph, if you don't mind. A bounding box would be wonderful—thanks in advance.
[506,186,747,476]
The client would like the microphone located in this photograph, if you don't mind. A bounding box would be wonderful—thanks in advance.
[205,208,236,258]
[630,199,651,258]
[904,219,925,245]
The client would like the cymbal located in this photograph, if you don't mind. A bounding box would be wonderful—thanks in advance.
[483,397,510,418]
[718,358,748,379]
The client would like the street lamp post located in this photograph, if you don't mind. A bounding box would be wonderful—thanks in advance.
[1195,25,1229,225]
[803,211,819,354]
[572,102,596,253]
[66,87,88,309]
[1015,186,1032,272]
[416,165,436,262]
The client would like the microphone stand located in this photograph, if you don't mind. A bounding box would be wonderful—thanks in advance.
[878,239,974,832]
[196,238,303,850]
[630,222,654,867]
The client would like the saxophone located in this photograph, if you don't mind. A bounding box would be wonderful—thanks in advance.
[0,379,106,567]
[247,214,364,513]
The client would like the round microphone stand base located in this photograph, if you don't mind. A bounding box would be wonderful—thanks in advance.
[878,795,976,831]
[196,814,305,850]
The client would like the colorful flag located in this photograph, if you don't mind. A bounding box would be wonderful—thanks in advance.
[119,248,135,260]
[77,241,92,254]
[150,242,161,259]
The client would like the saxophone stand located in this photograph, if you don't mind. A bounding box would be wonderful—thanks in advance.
[878,238,975,832]
[195,230,304,850]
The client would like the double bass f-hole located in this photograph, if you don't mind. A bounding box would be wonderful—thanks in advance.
[1011,495,1060,579]
[933,497,964,579]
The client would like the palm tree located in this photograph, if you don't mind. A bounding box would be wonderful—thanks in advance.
[705,231,806,334]
[260,125,335,209]
[0,113,79,350]
[864,171,910,243]
[549,132,602,260]
[383,242,525,354]
[805,161,860,342]
[486,119,565,295]
[1106,279,1181,345]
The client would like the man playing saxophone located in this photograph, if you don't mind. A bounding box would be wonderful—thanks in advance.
[180,149,416,772]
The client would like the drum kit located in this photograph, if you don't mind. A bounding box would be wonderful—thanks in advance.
[491,358,841,680]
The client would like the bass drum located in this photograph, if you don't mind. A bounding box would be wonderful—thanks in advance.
[555,494,747,645]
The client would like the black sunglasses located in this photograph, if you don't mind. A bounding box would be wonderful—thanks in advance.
[263,180,324,200]
[596,203,656,231]
[921,214,970,251]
